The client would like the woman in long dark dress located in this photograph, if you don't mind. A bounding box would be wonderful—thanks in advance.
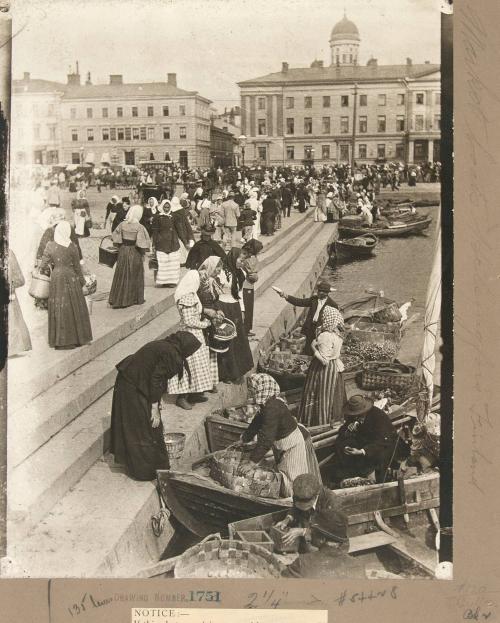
[109,205,151,309]
[110,331,201,480]
[212,249,254,382]
[39,221,93,349]
[260,194,278,235]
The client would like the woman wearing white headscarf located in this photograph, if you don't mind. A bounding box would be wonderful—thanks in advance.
[167,268,218,409]
[39,221,92,349]
[109,205,151,309]
[71,188,92,237]
[151,199,184,287]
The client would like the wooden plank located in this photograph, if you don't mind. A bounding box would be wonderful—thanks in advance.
[387,527,438,576]
[348,531,397,554]
[347,497,439,526]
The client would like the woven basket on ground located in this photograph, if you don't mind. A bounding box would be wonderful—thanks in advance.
[361,361,417,391]
[210,448,282,499]
[174,538,284,578]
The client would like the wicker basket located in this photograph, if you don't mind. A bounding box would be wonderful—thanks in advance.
[210,448,282,499]
[163,432,186,462]
[98,236,118,268]
[28,267,51,299]
[361,361,417,391]
[174,538,284,578]
[372,302,402,323]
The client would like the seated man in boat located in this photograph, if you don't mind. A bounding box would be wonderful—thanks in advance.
[274,474,349,554]
[327,395,409,487]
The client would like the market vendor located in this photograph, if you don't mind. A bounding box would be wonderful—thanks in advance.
[327,395,409,486]
[274,474,348,554]
[274,281,339,355]
[238,373,321,496]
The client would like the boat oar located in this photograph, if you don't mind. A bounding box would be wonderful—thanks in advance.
[191,442,241,469]
[319,451,336,467]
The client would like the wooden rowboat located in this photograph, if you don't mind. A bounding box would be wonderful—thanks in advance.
[335,233,378,258]
[339,216,432,238]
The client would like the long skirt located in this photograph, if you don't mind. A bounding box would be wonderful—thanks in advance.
[274,427,309,497]
[110,373,170,481]
[8,296,32,356]
[167,327,218,394]
[242,288,254,334]
[156,249,181,285]
[297,423,322,485]
[109,245,145,309]
[48,267,92,348]
[298,358,346,427]
[216,300,254,382]
[260,212,275,235]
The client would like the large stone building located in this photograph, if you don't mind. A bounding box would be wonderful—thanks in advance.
[11,65,212,168]
[238,14,441,166]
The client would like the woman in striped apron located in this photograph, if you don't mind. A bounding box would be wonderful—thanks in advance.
[298,306,347,427]
[151,200,184,287]
[239,373,321,497]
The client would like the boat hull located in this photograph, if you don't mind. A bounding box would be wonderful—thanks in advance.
[339,217,432,238]
[335,234,378,258]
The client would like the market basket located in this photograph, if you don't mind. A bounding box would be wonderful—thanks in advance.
[163,432,186,464]
[98,235,118,268]
[210,448,282,499]
[208,317,237,353]
[28,266,51,299]
[174,538,284,578]
[360,361,417,391]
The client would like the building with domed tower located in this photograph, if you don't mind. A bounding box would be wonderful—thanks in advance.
[238,13,440,167]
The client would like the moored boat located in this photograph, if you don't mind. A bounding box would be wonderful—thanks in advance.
[339,215,432,238]
[334,233,378,258]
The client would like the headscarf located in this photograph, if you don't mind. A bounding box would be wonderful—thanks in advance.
[319,306,344,335]
[53,207,66,223]
[249,373,281,406]
[223,247,244,300]
[174,269,200,302]
[54,221,72,247]
[199,255,222,278]
[158,199,171,215]
[148,197,159,212]
[77,189,86,200]
[126,204,143,223]
[164,330,201,381]
[111,195,119,204]
[170,196,183,213]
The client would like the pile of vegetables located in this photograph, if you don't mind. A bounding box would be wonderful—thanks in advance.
[342,335,398,362]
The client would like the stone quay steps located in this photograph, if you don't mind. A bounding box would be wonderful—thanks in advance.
[7,213,324,545]
[7,220,338,578]
[8,211,310,416]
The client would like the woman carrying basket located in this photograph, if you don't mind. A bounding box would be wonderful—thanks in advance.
[238,373,321,497]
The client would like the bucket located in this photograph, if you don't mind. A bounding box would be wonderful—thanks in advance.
[163,432,186,464]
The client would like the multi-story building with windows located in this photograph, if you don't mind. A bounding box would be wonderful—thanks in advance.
[11,65,212,168]
[238,14,440,166]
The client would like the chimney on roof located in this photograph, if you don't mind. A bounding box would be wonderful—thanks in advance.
[23,72,30,81]
[367,57,378,67]
[281,62,289,73]
[406,57,413,66]
[425,60,430,64]
[310,60,324,68]
[67,63,81,86]
[109,74,123,85]
[167,73,177,87]
[85,71,92,85]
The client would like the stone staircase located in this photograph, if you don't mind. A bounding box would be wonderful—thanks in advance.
[6,213,337,577]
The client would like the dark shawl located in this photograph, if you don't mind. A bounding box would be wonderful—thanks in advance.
[223,247,245,300]
[116,331,201,403]
[185,238,226,270]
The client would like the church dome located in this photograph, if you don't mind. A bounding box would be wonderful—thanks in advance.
[330,14,360,41]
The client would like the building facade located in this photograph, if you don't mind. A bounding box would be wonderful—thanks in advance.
[238,14,440,166]
[11,67,212,168]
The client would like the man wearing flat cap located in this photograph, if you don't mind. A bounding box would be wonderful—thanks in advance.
[328,395,409,486]
[274,281,339,355]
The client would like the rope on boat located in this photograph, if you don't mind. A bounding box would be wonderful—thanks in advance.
[151,508,171,537]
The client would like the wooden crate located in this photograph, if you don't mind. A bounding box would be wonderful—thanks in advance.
[235,530,274,553]
[205,415,247,453]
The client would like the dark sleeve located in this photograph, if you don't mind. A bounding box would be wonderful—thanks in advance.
[362,410,395,461]
[105,203,112,220]
[241,412,262,443]
[149,359,174,403]
[70,244,85,286]
[174,214,190,247]
[286,295,313,308]
[36,229,52,261]
[250,403,280,463]
[70,227,83,259]
[39,243,53,274]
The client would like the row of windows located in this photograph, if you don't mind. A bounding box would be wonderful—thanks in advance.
[277,92,440,110]
[256,114,441,136]
[22,124,57,141]
[70,104,187,120]
[285,143,405,161]
[71,125,188,142]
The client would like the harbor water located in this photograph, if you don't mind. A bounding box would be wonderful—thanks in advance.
[321,206,441,369]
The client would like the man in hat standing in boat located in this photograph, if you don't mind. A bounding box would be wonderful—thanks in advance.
[274,281,339,355]
[328,395,409,486]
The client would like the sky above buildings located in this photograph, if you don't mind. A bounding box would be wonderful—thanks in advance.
[11,0,441,111]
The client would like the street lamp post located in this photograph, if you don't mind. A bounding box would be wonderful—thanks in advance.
[238,134,247,169]
[351,82,358,168]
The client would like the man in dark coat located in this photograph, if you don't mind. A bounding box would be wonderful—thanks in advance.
[328,395,409,486]
[275,281,339,355]
[280,183,293,218]
[185,224,226,270]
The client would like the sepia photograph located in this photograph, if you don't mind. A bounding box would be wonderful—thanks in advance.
[3,0,449,583]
